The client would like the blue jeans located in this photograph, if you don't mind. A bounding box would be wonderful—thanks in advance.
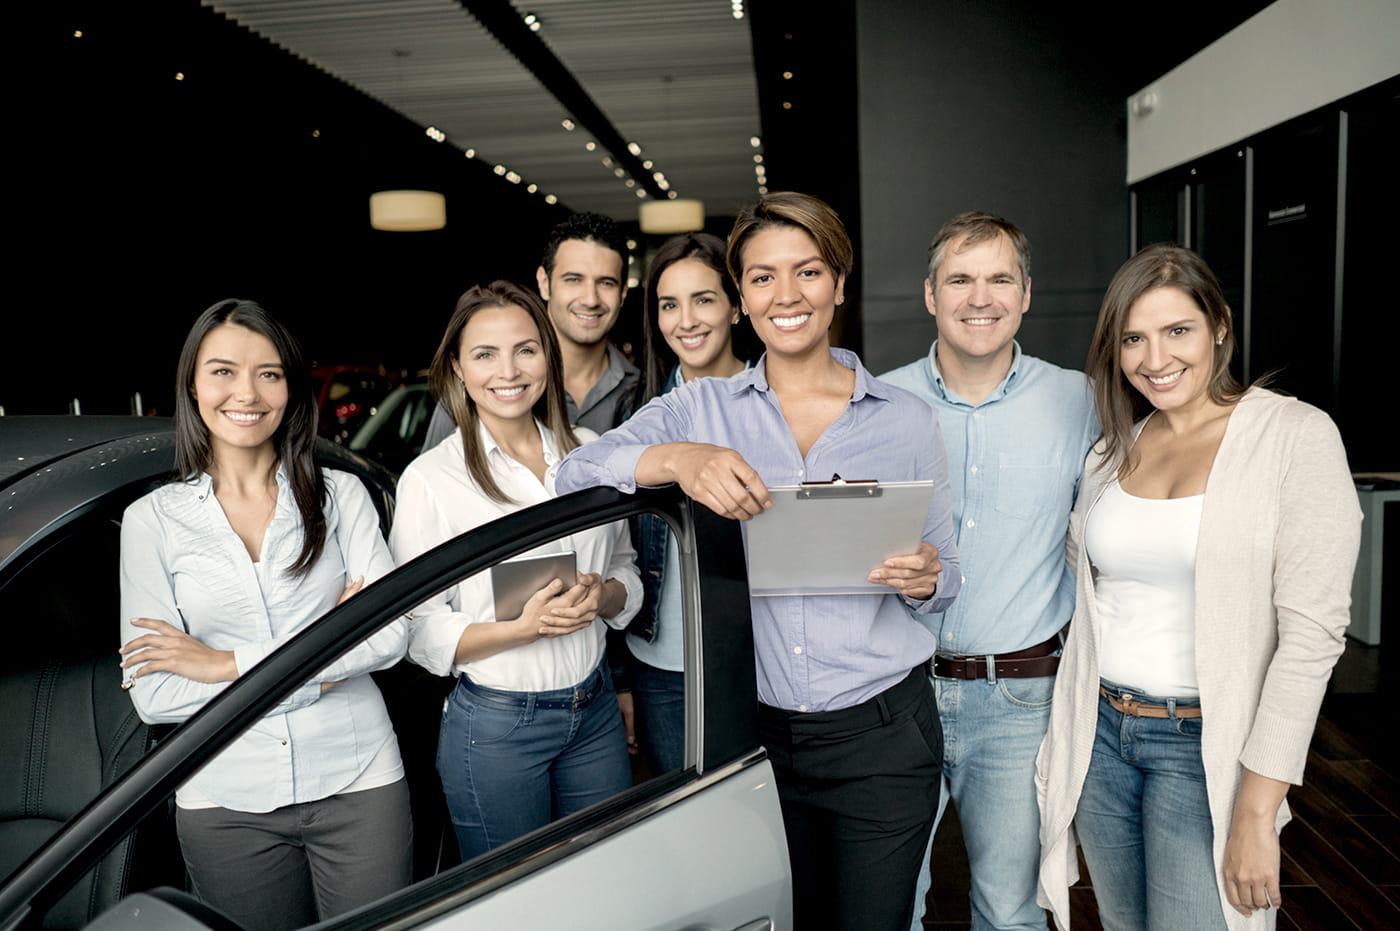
[1075,681,1226,931]
[631,659,685,773]
[911,673,1053,931]
[436,660,631,861]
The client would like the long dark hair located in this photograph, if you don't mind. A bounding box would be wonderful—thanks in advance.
[174,299,327,576]
[634,232,755,408]
[429,280,578,504]
[1086,243,1245,477]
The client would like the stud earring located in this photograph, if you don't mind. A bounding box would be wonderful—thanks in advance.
[835,296,844,306]
[1216,337,1223,345]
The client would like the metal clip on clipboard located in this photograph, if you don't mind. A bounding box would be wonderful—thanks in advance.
[796,474,881,500]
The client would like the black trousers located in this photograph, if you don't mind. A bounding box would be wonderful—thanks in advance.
[759,667,942,931]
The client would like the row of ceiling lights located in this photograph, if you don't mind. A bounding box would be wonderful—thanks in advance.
[562,119,682,201]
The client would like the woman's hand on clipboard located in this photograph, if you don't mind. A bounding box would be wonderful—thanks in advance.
[867,542,943,600]
[637,442,773,521]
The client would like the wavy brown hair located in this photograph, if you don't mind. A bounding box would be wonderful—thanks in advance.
[1086,243,1244,478]
[173,299,327,576]
[429,280,578,503]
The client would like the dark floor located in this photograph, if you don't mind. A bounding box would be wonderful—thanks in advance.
[917,638,1400,930]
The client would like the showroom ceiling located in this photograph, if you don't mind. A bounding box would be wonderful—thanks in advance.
[202,0,764,219]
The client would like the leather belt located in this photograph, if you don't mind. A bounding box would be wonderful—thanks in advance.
[1099,686,1202,719]
[931,633,1061,680]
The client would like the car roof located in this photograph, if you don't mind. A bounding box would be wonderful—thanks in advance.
[0,416,176,490]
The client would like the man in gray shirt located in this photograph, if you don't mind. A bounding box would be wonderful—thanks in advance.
[420,211,639,449]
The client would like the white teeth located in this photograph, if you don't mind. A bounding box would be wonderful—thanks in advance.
[679,334,708,348]
[770,313,811,328]
[490,386,526,398]
[223,411,263,423]
[1147,370,1184,385]
[963,317,997,326]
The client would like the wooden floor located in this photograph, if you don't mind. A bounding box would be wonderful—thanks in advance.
[917,641,1400,930]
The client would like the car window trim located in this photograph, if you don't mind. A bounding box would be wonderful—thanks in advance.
[0,485,702,930]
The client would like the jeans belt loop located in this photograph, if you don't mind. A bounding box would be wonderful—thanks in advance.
[984,653,997,685]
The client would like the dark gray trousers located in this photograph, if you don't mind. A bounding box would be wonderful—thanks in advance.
[175,779,412,931]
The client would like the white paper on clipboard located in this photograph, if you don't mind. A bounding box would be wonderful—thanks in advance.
[744,479,935,596]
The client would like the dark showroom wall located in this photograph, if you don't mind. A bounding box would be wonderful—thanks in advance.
[10,2,566,417]
[854,0,1269,376]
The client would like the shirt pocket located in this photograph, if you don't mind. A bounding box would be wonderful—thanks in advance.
[994,457,1063,520]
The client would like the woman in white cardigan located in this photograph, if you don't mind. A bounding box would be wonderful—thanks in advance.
[1036,244,1361,930]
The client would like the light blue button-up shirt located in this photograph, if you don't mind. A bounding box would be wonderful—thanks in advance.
[119,468,407,812]
[556,347,961,712]
[881,341,1098,656]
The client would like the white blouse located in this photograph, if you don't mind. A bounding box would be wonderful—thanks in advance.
[119,468,407,812]
[1084,480,1204,697]
[390,420,642,692]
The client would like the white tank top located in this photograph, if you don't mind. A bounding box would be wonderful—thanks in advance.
[1085,480,1203,697]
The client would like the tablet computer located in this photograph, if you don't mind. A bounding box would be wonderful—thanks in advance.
[490,551,578,620]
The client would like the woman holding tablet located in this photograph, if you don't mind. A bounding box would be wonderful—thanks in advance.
[557,192,961,931]
[389,280,641,861]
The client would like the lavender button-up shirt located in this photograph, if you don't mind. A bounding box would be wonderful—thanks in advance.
[556,348,960,712]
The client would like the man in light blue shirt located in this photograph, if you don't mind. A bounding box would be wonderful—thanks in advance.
[881,213,1097,931]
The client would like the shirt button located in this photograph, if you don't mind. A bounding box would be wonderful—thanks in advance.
[944,632,954,640]
[969,465,978,474]
[797,469,805,477]
[620,483,633,492]
[798,704,808,712]
[793,646,803,655]
[966,519,976,528]
[281,740,288,746]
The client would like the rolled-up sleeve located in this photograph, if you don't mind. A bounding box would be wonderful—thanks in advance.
[389,464,480,677]
[556,392,695,495]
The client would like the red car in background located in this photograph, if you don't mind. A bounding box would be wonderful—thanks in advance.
[311,365,400,443]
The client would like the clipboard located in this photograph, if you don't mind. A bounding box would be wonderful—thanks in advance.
[745,478,934,596]
[490,551,577,620]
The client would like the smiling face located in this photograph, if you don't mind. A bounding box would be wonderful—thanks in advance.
[192,323,288,458]
[657,257,740,379]
[536,238,627,349]
[927,232,1030,371]
[738,225,845,362]
[451,303,549,433]
[1119,286,1225,416]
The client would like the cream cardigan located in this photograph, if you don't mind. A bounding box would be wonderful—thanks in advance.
[1036,388,1362,930]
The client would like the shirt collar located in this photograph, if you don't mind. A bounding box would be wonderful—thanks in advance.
[927,339,1024,404]
[729,347,885,402]
[184,461,291,506]
[476,417,562,466]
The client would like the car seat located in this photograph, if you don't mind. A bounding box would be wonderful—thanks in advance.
[0,657,175,929]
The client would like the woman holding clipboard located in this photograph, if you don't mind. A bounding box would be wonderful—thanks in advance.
[389,281,641,861]
[557,192,961,931]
